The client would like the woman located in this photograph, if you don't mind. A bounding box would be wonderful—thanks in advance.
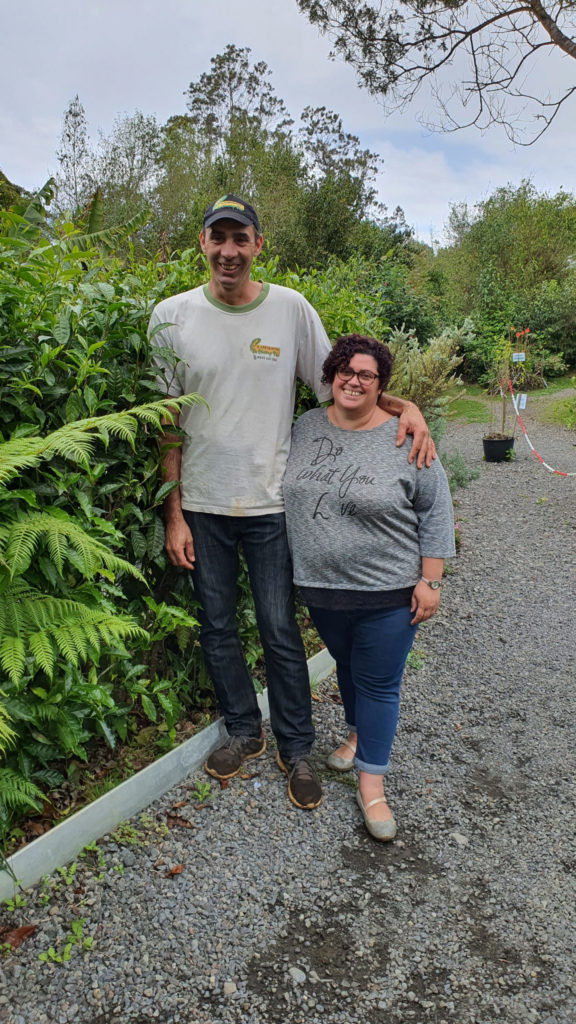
[283,335,455,840]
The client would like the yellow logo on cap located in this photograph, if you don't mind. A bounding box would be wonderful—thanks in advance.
[213,196,245,212]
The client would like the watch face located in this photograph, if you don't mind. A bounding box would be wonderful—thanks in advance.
[429,580,441,590]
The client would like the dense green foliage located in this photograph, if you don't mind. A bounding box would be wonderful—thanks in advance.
[54,46,413,268]
[434,182,576,377]
[0,188,208,837]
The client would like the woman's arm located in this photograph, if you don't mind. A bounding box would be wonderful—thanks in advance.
[410,557,444,625]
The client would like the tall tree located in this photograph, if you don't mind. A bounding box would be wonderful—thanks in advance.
[184,43,292,158]
[296,1,576,142]
[92,111,160,220]
[55,95,94,212]
[299,105,380,214]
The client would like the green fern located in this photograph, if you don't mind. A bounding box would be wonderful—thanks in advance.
[86,188,104,235]
[2,511,146,581]
[0,767,44,811]
[0,696,15,750]
[0,395,203,485]
[0,584,146,684]
[0,397,202,691]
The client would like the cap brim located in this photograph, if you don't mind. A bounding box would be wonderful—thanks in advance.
[204,210,255,229]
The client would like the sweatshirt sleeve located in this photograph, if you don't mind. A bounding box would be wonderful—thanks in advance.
[412,459,456,559]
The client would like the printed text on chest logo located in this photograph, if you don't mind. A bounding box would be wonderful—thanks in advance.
[250,338,280,360]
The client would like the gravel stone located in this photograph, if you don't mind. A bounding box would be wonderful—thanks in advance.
[1,413,575,1024]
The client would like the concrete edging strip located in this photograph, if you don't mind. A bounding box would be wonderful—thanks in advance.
[0,648,335,899]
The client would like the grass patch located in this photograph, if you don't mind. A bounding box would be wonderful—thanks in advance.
[446,396,490,423]
[537,396,576,430]
[530,373,575,395]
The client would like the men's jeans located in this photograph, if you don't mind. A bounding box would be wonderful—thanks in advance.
[184,511,315,760]
[308,605,417,774]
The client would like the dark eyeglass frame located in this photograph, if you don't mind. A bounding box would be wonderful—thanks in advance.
[335,366,380,386]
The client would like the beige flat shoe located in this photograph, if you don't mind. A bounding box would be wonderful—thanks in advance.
[356,790,397,841]
[326,739,356,772]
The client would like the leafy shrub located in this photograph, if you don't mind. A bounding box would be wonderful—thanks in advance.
[0,398,203,835]
[386,325,464,444]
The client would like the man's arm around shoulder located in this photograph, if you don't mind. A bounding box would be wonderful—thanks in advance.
[378,393,436,469]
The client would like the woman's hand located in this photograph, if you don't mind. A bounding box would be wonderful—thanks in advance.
[410,580,441,625]
[395,401,436,468]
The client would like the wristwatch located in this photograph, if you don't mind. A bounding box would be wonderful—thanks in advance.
[421,576,442,590]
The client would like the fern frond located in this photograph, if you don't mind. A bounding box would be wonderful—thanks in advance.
[0,695,16,755]
[0,768,44,811]
[86,188,104,235]
[0,394,204,485]
[0,584,148,683]
[16,739,61,764]
[57,205,152,253]
[4,513,146,582]
[27,632,55,677]
[46,529,68,576]
[33,767,65,788]
[0,635,26,685]
[51,627,81,666]
[29,702,62,722]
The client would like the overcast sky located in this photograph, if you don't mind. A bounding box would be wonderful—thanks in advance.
[2,0,575,242]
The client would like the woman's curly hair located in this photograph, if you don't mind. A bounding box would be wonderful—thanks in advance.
[321,334,393,391]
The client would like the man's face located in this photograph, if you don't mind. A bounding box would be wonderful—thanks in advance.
[200,219,263,296]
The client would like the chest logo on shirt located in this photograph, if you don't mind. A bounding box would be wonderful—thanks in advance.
[250,338,280,361]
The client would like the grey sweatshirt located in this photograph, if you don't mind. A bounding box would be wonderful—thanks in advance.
[283,409,455,591]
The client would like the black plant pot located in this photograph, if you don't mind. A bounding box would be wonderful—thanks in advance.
[482,437,515,462]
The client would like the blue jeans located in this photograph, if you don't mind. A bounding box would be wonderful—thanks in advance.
[308,605,417,774]
[184,511,314,760]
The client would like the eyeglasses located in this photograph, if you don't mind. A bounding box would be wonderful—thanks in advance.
[336,367,379,385]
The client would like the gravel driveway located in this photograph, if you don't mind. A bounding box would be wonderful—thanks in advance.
[1,409,575,1024]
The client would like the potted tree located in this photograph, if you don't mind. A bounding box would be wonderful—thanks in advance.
[482,336,517,462]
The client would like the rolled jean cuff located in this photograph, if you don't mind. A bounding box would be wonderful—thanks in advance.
[355,756,390,775]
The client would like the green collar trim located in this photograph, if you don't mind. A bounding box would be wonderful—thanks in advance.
[202,282,270,313]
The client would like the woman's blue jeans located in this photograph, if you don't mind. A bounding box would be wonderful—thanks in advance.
[308,605,417,774]
[184,511,314,761]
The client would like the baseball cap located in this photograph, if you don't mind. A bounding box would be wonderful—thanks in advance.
[203,194,260,234]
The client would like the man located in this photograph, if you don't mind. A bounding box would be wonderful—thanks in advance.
[149,194,433,811]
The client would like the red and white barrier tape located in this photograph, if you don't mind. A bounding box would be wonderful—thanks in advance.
[506,378,576,477]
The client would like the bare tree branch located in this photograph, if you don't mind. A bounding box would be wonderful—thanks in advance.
[297,1,576,142]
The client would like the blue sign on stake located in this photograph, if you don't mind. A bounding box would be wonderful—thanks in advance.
[512,352,526,362]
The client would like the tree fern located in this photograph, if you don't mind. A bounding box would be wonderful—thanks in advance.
[0,697,15,750]
[2,511,147,581]
[0,397,202,691]
[0,768,44,811]
[0,394,203,485]
[0,585,146,683]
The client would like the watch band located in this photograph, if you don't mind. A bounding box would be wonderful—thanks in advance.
[421,576,442,589]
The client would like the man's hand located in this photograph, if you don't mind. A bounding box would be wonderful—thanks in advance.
[165,515,195,569]
[395,401,436,468]
[410,580,441,625]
